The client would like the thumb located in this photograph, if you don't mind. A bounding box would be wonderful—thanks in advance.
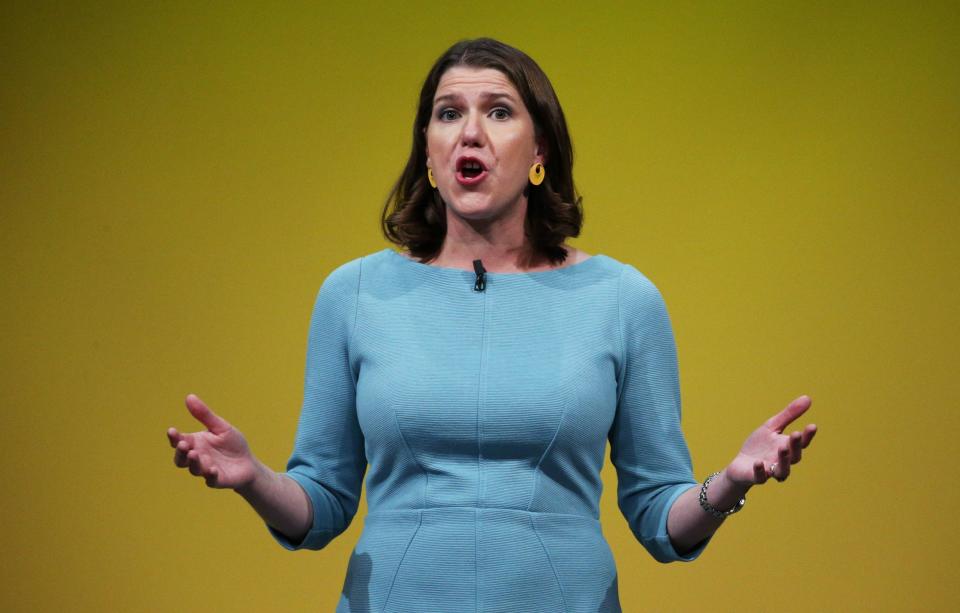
[764,395,812,433]
[185,393,231,435]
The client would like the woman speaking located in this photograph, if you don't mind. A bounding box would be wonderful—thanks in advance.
[167,38,817,612]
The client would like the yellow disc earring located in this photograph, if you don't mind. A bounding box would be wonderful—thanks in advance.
[427,168,437,188]
[529,162,545,186]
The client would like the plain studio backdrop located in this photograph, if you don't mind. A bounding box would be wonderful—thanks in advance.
[1,2,957,611]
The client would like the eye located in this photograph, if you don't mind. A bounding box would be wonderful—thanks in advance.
[490,107,511,120]
[438,108,460,121]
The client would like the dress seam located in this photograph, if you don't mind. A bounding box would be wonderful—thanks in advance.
[476,286,489,508]
[381,509,423,612]
[375,251,428,509]
[391,412,429,509]
[526,400,568,512]
[474,288,489,613]
[615,264,627,406]
[365,507,599,520]
[342,256,363,396]
[530,513,569,612]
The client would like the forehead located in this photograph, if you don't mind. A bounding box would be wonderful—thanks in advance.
[434,66,520,100]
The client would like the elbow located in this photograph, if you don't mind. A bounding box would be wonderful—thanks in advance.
[272,471,360,551]
[622,482,704,563]
[636,530,696,564]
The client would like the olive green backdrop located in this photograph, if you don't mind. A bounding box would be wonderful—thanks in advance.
[2,1,957,611]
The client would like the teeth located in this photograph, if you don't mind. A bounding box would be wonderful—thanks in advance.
[462,161,482,170]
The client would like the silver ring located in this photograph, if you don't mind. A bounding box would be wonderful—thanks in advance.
[769,462,778,473]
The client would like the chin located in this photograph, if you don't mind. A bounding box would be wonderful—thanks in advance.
[445,196,494,217]
[449,205,508,224]
[444,194,523,223]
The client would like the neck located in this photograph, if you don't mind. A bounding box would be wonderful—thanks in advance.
[433,202,547,273]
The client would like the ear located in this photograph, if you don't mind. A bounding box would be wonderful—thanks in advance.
[534,136,547,165]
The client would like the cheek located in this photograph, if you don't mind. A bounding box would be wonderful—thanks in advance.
[501,137,536,177]
[500,130,536,162]
[426,126,455,161]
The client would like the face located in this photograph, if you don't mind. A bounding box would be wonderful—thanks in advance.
[425,66,544,225]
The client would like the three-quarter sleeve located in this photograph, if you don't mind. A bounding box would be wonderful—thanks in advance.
[269,257,367,551]
[609,264,708,563]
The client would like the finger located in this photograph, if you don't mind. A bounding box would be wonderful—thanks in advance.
[205,467,220,488]
[774,446,791,481]
[174,439,191,468]
[167,427,181,448]
[187,449,204,476]
[789,431,803,464]
[765,395,812,433]
[801,424,818,448]
[185,394,231,435]
[188,452,215,480]
[753,460,768,484]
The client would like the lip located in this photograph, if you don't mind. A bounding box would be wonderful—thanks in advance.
[455,156,489,186]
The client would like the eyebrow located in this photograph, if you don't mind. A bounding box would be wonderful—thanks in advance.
[433,91,519,106]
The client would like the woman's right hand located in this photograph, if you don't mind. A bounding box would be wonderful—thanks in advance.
[167,394,259,490]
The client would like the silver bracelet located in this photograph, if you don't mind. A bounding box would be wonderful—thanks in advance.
[699,472,746,519]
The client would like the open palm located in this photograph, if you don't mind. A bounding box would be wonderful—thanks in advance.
[167,394,257,489]
[726,395,818,485]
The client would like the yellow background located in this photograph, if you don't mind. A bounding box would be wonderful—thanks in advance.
[2,2,957,611]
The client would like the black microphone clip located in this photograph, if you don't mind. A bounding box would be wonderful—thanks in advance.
[472,259,486,292]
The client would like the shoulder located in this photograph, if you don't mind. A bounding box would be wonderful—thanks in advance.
[619,262,664,304]
[308,251,405,332]
[318,249,397,290]
[589,254,663,303]
[601,257,672,334]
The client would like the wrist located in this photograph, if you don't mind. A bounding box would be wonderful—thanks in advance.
[699,469,749,518]
[235,457,271,498]
[726,453,764,490]
[718,467,753,500]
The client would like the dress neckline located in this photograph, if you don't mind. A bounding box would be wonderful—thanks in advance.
[384,248,606,277]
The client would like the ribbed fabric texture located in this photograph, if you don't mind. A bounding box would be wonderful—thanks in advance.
[269,248,707,612]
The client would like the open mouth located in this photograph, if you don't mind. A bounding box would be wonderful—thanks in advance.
[456,157,488,185]
[461,161,483,178]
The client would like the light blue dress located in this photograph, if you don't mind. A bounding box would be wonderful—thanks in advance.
[269,248,707,612]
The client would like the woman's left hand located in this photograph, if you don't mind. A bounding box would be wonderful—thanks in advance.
[725,395,818,486]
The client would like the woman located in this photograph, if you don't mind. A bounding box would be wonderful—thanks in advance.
[167,38,817,612]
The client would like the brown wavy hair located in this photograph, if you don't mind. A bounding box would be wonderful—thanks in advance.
[381,38,583,265]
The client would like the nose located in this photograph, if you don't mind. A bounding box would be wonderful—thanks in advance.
[460,110,486,147]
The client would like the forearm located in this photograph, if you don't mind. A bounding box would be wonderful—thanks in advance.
[666,468,750,555]
[235,458,313,543]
